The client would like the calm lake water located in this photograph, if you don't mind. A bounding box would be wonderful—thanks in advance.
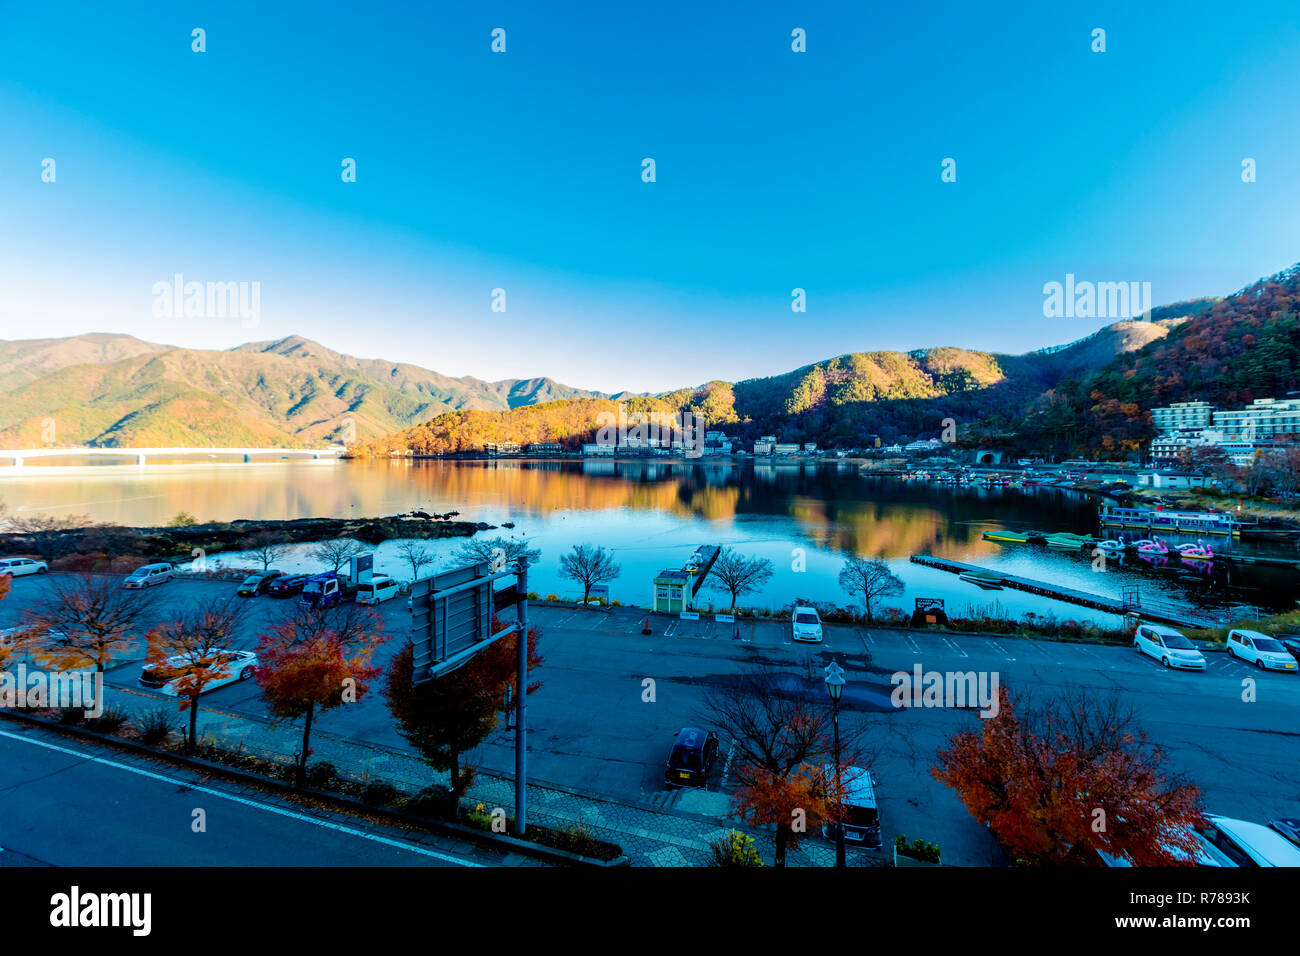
[1,459,1289,621]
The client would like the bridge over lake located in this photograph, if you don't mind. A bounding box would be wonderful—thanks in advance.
[0,447,345,467]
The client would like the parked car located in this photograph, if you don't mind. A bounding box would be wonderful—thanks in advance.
[123,563,174,589]
[355,574,400,605]
[820,764,882,848]
[1275,636,1300,663]
[791,605,824,643]
[299,571,358,609]
[0,557,48,578]
[1096,826,1237,867]
[1133,623,1206,670]
[1197,814,1300,867]
[139,650,258,696]
[1269,818,1300,849]
[664,727,719,788]
[237,570,285,597]
[267,574,309,598]
[1226,629,1298,672]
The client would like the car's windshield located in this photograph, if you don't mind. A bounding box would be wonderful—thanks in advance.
[242,576,259,586]
[795,613,819,625]
[303,581,322,593]
[1254,637,1285,652]
[1163,634,1195,650]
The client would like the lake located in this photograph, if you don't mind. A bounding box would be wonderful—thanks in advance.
[1,458,1288,622]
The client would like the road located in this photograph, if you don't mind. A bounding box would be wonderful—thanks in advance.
[3,573,1299,866]
[0,722,514,866]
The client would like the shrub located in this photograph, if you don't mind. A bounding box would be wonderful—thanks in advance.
[56,706,86,725]
[306,761,340,790]
[894,833,941,864]
[404,785,459,820]
[84,704,130,734]
[168,512,198,527]
[360,780,400,806]
[552,823,603,857]
[709,829,765,868]
[136,707,178,745]
[545,593,560,602]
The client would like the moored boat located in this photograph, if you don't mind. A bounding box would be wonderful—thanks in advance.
[959,570,1005,590]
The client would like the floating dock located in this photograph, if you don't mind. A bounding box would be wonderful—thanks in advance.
[910,555,1230,628]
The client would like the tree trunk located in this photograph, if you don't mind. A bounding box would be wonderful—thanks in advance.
[187,695,200,754]
[583,583,591,603]
[774,825,789,867]
[295,704,314,787]
[450,748,461,794]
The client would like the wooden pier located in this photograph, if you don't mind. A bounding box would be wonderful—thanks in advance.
[909,555,1230,629]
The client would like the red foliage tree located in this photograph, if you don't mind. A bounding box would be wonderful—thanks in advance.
[254,604,386,786]
[933,685,1204,865]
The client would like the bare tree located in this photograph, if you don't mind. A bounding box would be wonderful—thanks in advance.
[558,544,621,602]
[700,666,870,866]
[143,595,251,753]
[451,536,540,572]
[80,524,145,571]
[396,539,437,582]
[307,537,366,574]
[8,513,90,563]
[705,548,774,610]
[23,573,159,673]
[243,531,293,572]
[838,557,904,623]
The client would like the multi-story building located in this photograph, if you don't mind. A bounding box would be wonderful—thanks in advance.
[1212,398,1300,441]
[1150,428,1261,467]
[1151,401,1213,432]
[581,442,615,456]
[528,442,562,455]
[484,441,521,456]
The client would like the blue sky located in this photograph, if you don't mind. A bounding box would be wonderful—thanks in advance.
[2,1,1298,392]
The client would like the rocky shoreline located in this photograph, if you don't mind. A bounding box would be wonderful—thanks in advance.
[0,514,493,563]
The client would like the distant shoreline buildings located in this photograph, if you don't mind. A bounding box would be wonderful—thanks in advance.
[1150,398,1300,466]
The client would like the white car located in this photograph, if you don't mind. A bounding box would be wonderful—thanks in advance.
[792,605,823,643]
[1226,629,1298,672]
[1133,623,1206,670]
[123,563,174,588]
[0,557,48,578]
[356,575,400,605]
[139,650,258,696]
[1197,815,1300,867]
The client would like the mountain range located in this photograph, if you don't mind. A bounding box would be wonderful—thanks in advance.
[0,334,620,448]
[4,266,1296,456]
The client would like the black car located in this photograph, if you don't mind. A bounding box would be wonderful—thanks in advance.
[237,570,285,597]
[267,574,308,598]
[1279,636,1300,662]
[664,727,719,788]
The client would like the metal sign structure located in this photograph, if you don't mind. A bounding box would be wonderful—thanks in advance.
[408,559,532,835]
[350,553,374,585]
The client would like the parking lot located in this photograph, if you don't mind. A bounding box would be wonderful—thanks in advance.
[3,573,1299,866]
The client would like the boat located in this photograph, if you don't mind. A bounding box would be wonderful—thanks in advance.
[1135,539,1168,555]
[1095,538,1127,551]
[1099,506,1252,537]
[959,570,1005,590]
[1044,532,1092,551]
[983,530,1032,544]
[1177,542,1215,562]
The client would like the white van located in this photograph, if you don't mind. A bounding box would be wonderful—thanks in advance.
[355,575,399,605]
[124,563,174,589]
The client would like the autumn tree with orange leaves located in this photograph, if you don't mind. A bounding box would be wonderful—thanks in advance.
[933,684,1204,866]
[254,602,387,786]
[143,595,251,753]
[701,666,869,866]
[23,572,158,673]
[384,615,542,795]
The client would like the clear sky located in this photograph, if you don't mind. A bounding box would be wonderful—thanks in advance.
[2,1,1298,392]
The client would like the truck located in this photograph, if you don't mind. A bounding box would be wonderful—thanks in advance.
[299,571,360,609]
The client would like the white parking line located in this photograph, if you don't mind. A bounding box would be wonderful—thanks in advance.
[902,635,921,653]
[941,638,968,658]
[988,641,1015,661]
[0,730,482,866]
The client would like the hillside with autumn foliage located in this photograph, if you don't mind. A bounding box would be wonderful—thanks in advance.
[1018,264,1300,457]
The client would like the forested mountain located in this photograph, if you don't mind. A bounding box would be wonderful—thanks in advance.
[0,334,610,447]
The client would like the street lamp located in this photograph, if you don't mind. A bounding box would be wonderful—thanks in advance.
[823,659,847,868]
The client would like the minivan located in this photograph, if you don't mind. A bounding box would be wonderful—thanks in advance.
[124,563,173,589]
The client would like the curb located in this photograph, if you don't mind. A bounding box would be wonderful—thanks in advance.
[0,708,629,868]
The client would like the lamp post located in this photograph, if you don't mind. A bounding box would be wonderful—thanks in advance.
[823,659,847,868]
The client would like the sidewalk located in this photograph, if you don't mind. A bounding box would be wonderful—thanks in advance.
[101,683,880,867]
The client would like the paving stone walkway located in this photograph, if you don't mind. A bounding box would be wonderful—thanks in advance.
[101,684,882,867]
